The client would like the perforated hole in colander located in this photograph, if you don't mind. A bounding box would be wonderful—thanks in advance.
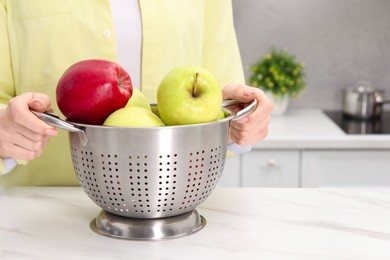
[154,153,178,213]
[72,149,105,205]
[128,154,151,214]
[98,153,125,212]
[71,140,227,218]
[179,146,225,210]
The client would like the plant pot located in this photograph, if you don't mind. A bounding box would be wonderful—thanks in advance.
[266,92,289,116]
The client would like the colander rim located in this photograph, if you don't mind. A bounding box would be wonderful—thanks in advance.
[67,108,235,130]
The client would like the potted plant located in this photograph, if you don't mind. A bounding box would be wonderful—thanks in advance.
[248,48,306,115]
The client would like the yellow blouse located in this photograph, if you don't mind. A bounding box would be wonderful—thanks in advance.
[0,0,244,186]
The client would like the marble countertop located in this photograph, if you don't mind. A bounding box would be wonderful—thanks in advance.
[1,187,390,259]
[254,109,390,149]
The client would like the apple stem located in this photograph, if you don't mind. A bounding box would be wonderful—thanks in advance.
[192,73,199,97]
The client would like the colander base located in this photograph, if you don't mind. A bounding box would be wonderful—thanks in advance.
[90,209,206,240]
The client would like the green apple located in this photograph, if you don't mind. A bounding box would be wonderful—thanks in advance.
[103,107,165,127]
[157,66,222,125]
[151,105,160,117]
[216,109,226,120]
[125,88,152,111]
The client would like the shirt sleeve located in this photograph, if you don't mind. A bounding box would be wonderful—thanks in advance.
[228,143,252,154]
[202,0,246,87]
[0,1,16,104]
[0,158,17,175]
[202,1,249,156]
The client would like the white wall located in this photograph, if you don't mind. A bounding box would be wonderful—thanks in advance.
[232,0,390,110]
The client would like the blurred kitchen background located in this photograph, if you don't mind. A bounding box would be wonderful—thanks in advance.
[232,0,390,110]
[220,0,390,188]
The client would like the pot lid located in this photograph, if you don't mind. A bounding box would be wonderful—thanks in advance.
[352,80,375,93]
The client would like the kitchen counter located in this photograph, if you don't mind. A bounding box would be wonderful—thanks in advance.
[1,187,390,259]
[254,109,390,149]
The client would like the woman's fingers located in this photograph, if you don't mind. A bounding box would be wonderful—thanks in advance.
[0,92,57,161]
[223,84,273,146]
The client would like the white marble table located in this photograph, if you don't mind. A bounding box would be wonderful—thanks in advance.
[1,187,390,260]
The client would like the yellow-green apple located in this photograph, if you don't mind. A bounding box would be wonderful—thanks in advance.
[125,88,151,111]
[103,107,165,127]
[56,59,133,125]
[157,66,222,125]
[151,106,160,117]
[216,109,226,120]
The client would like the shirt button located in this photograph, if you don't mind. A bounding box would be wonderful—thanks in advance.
[102,29,111,38]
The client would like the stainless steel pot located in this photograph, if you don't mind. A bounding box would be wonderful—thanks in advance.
[343,81,390,119]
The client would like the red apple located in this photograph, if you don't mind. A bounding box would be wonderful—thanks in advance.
[56,59,133,125]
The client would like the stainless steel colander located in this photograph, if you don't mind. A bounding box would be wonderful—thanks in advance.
[33,100,256,219]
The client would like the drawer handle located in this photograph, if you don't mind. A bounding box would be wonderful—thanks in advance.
[267,159,277,167]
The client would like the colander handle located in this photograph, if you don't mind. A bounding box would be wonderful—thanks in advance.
[31,111,88,146]
[222,99,257,121]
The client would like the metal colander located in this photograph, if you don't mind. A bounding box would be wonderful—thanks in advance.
[33,100,255,219]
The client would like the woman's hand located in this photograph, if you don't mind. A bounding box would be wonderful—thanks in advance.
[223,84,273,146]
[0,92,58,161]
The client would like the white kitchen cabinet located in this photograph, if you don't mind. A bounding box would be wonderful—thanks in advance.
[218,153,240,187]
[301,150,390,187]
[241,150,300,187]
[227,109,390,187]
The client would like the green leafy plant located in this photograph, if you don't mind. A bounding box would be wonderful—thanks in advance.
[248,48,306,97]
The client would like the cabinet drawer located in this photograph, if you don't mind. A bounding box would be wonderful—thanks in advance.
[242,151,300,187]
[301,150,390,187]
[219,154,240,187]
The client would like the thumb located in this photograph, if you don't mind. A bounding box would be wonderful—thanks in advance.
[27,93,52,113]
[222,84,257,103]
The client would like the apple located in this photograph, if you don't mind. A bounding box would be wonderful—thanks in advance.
[157,66,222,125]
[56,59,133,125]
[151,106,160,117]
[216,109,226,120]
[103,107,165,127]
[125,88,151,111]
